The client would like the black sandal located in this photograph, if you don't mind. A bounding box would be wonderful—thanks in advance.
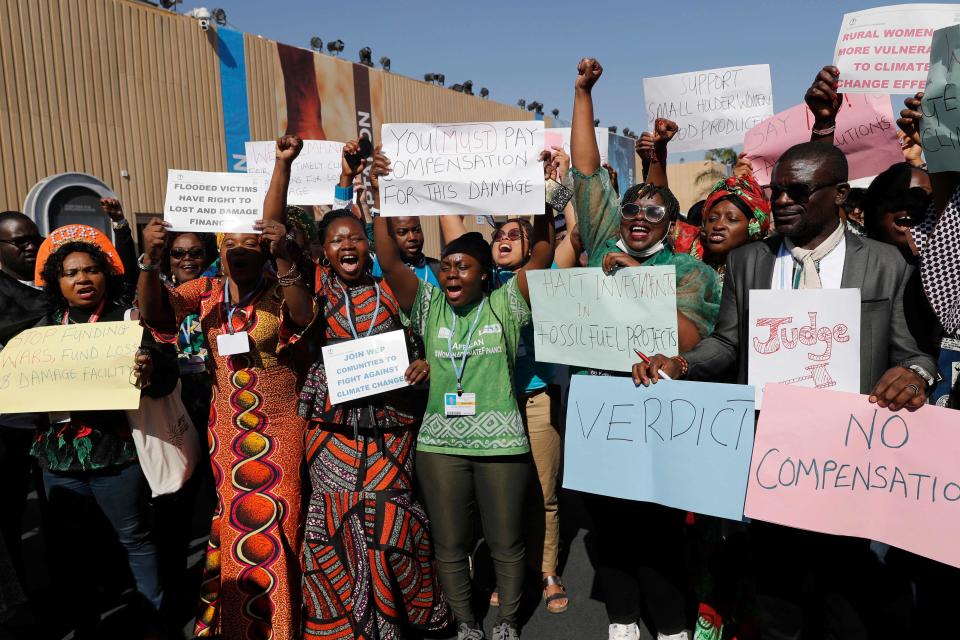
[543,575,569,614]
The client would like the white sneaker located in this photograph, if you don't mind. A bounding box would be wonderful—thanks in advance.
[491,622,520,640]
[658,632,690,640]
[458,622,485,640]
[609,623,641,640]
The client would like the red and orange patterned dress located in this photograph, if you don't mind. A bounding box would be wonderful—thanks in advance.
[153,276,305,640]
[290,268,450,639]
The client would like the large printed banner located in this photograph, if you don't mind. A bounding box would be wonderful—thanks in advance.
[643,64,774,152]
[245,140,345,205]
[920,24,960,173]
[748,289,861,406]
[163,170,266,233]
[379,121,545,217]
[833,4,960,93]
[743,94,903,185]
[565,376,755,521]
[746,385,960,569]
[527,267,679,372]
[0,322,143,412]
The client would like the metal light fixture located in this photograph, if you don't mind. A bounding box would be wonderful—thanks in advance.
[379,56,391,71]
[424,73,444,86]
[359,47,373,67]
[462,80,474,95]
[551,108,560,118]
[310,37,323,52]
[517,99,526,108]
[327,40,344,55]
[211,7,227,25]
[608,126,617,134]
[527,101,544,115]
[451,83,465,93]
[593,118,600,126]
[479,87,489,98]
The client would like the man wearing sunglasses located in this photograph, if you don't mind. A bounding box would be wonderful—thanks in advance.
[637,142,937,639]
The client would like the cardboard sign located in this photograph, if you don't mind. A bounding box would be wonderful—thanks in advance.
[163,170,265,233]
[321,330,410,404]
[643,64,774,152]
[543,127,609,165]
[378,121,545,217]
[746,385,960,569]
[748,289,861,406]
[527,267,679,372]
[564,376,755,521]
[743,94,903,185]
[920,24,960,173]
[0,321,144,412]
[245,139,345,205]
[833,4,960,93]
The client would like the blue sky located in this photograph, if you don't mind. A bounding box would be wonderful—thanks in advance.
[181,0,925,161]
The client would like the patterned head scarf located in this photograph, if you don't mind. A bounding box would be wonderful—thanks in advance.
[285,206,317,244]
[703,174,772,240]
[34,224,125,285]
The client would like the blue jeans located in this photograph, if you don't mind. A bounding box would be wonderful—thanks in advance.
[43,462,163,610]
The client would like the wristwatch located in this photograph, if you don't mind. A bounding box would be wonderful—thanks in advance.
[369,207,381,218]
[907,364,937,389]
[137,253,159,272]
[112,218,129,230]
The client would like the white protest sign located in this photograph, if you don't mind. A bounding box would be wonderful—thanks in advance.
[379,121,545,217]
[527,267,679,372]
[643,64,774,153]
[543,128,609,165]
[321,330,410,404]
[748,289,861,406]
[920,24,960,173]
[833,4,960,94]
[245,140,345,205]
[163,170,265,233]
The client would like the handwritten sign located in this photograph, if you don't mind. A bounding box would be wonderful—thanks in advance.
[833,4,960,93]
[565,376,755,521]
[543,127,609,165]
[378,121,545,217]
[746,385,960,569]
[527,267,679,372]
[164,170,265,233]
[321,330,410,404]
[643,64,773,153]
[748,289,861,406]
[920,24,960,173]
[0,321,143,412]
[245,140,345,205]
[743,94,903,185]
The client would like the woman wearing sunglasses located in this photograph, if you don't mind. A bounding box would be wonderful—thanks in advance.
[571,58,721,640]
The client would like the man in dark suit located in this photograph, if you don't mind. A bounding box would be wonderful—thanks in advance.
[638,143,937,638]
[0,210,48,584]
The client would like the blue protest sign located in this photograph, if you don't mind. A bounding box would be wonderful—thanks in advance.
[564,376,755,520]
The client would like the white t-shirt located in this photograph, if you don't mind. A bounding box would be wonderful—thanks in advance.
[770,235,846,290]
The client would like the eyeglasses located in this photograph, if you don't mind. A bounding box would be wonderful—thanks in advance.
[619,203,668,223]
[0,235,42,251]
[493,228,522,242]
[763,182,842,203]
[170,247,205,259]
[894,215,924,228]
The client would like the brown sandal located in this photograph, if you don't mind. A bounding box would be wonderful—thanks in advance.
[543,575,569,614]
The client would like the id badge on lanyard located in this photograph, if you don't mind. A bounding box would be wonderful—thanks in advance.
[217,279,257,356]
[445,298,486,417]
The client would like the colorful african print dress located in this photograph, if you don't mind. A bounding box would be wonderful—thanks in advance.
[290,268,450,639]
[153,276,305,640]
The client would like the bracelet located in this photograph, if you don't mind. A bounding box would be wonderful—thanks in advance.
[812,124,836,136]
[370,207,381,218]
[112,219,129,230]
[671,355,689,378]
[137,253,159,272]
[277,263,302,287]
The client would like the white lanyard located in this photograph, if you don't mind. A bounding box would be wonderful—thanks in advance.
[337,279,381,340]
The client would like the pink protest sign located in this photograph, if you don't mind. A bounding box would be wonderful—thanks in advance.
[746,385,960,569]
[742,94,903,185]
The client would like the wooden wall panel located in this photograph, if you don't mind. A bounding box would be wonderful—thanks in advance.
[0,0,226,218]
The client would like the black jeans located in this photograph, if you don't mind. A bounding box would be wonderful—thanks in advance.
[0,426,38,581]
[416,451,529,627]
[585,494,687,634]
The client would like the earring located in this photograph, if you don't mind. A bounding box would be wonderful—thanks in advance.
[321,256,331,267]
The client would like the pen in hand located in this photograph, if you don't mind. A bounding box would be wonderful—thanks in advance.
[634,349,672,381]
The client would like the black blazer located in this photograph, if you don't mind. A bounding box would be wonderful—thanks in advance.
[0,272,49,346]
[685,231,937,393]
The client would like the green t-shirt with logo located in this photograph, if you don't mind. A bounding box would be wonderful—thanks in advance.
[405,277,531,456]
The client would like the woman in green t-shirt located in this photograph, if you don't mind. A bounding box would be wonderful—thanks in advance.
[371,146,555,640]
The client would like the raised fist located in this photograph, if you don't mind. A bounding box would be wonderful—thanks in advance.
[653,119,678,146]
[99,197,124,222]
[276,134,303,164]
[576,58,603,92]
[804,65,842,125]
[142,218,169,264]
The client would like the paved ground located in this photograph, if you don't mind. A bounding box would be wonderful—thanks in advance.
[12,482,658,640]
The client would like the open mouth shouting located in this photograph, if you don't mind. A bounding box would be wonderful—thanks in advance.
[628,222,651,243]
[445,282,464,302]
[75,285,98,301]
[338,252,361,276]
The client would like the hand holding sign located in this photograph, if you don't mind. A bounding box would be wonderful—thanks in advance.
[919,24,960,173]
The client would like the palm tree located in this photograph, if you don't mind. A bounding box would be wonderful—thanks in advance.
[695,147,738,188]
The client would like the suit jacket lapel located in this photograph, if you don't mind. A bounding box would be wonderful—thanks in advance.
[749,236,780,291]
[840,231,866,289]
